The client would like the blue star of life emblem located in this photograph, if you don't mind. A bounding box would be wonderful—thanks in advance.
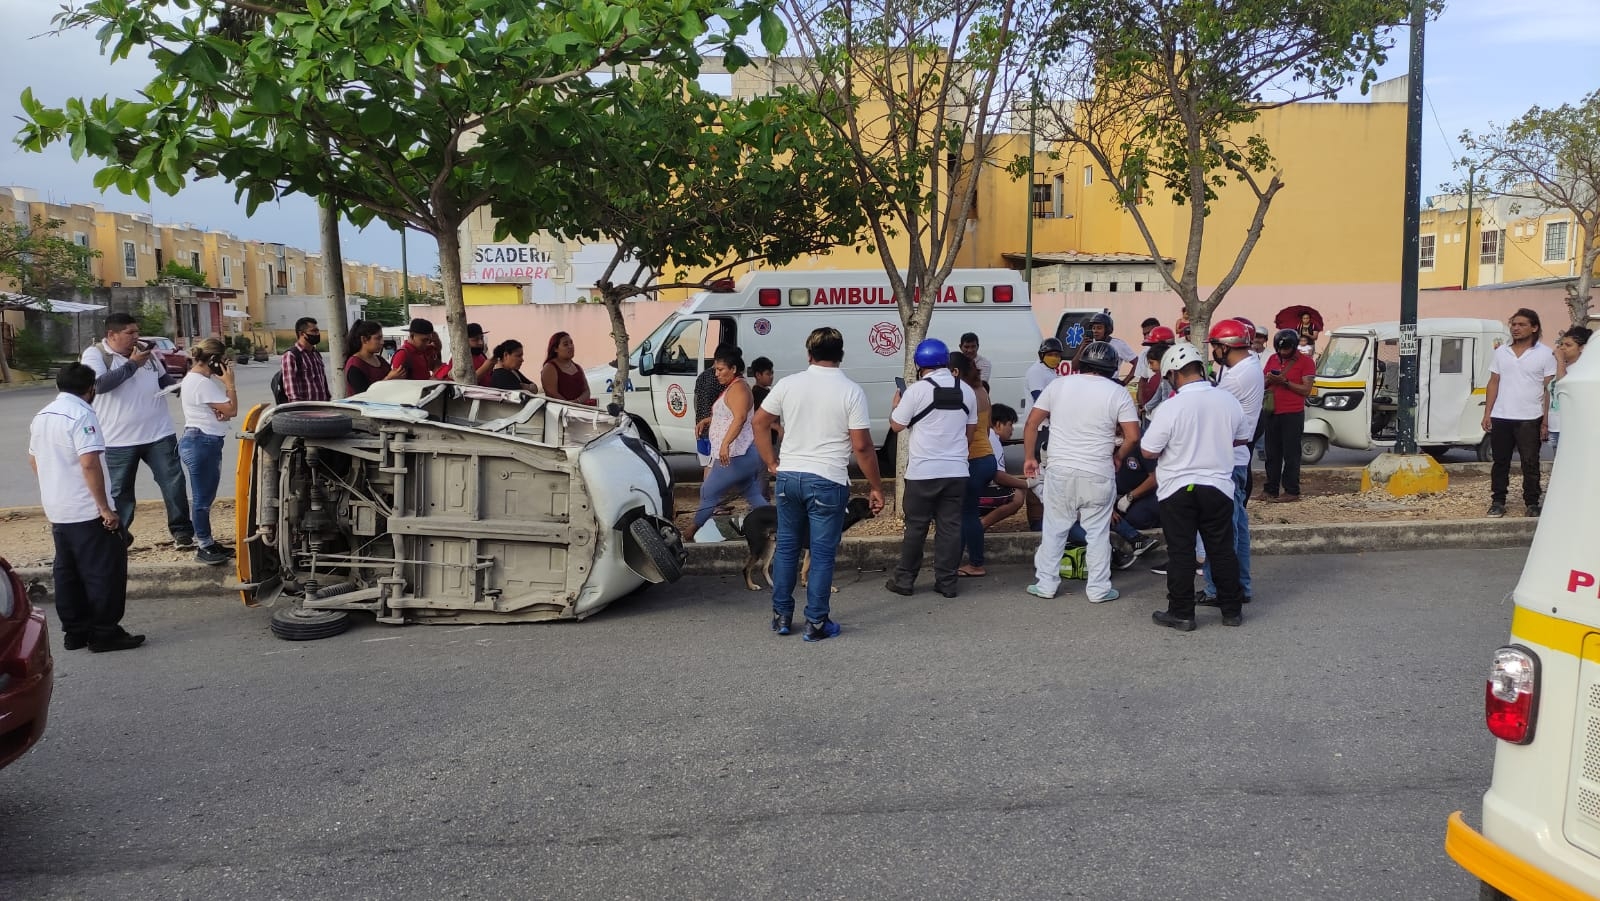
[1065,322,1087,347]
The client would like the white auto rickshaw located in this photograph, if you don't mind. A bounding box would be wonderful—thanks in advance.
[1301,318,1509,464]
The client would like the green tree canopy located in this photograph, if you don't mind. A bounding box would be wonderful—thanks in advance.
[17,0,785,380]
[0,215,101,381]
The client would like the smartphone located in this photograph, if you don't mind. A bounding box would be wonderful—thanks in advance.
[894,376,907,392]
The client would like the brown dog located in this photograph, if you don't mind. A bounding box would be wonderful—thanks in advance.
[739,497,875,591]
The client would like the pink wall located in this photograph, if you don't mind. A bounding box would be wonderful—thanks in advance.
[409,302,683,368]
[1032,283,1579,339]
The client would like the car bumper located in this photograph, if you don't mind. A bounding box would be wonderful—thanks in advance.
[1446,811,1600,901]
[0,610,54,770]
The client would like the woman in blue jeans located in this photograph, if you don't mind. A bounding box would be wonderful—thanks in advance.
[177,338,238,566]
[691,347,769,535]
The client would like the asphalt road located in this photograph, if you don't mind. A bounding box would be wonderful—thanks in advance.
[1,548,1516,899]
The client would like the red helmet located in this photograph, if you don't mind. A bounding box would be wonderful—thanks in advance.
[1142,326,1177,346]
[1208,318,1251,348]
[1233,316,1256,336]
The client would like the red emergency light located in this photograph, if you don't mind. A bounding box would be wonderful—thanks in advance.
[994,285,1013,303]
[758,288,780,307]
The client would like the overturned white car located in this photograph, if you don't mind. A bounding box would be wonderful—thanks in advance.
[233,381,683,640]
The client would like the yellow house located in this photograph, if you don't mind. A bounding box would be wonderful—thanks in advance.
[1420,192,1596,290]
[156,224,208,281]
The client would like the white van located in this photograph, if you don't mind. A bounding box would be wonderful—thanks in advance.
[586,269,1043,453]
[1446,345,1600,898]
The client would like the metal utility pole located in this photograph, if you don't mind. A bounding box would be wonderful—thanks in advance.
[1461,164,1474,290]
[400,225,410,302]
[319,203,349,396]
[1024,87,1037,290]
[1395,0,1426,456]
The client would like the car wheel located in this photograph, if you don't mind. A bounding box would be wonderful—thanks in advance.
[1300,434,1327,465]
[1422,445,1449,461]
[269,606,352,641]
[271,409,354,439]
[628,517,683,583]
[1476,434,1492,463]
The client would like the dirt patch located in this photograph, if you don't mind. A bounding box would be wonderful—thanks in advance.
[672,467,1525,540]
[2,500,238,569]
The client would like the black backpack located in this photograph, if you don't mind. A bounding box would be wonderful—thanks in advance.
[269,369,289,405]
[906,377,968,427]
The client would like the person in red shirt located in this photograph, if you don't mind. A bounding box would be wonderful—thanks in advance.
[386,318,439,381]
[1261,328,1317,501]
[438,323,496,385]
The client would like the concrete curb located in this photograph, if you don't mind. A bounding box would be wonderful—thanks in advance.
[18,516,1537,600]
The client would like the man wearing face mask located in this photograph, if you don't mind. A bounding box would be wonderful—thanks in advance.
[281,317,331,402]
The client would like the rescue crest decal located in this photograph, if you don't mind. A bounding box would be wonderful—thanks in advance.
[868,322,903,357]
[665,383,688,417]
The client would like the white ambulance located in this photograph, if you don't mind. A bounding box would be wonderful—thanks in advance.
[587,269,1043,454]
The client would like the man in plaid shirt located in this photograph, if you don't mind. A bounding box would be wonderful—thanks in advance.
[280,317,331,402]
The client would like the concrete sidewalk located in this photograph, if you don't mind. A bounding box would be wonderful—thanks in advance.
[15,516,1537,601]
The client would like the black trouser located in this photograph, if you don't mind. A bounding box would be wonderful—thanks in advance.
[50,519,129,640]
[1489,417,1544,506]
[891,476,966,594]
[1159,485,1243,619]
[1262,410,1305,497]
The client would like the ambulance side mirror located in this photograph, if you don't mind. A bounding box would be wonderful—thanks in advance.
[639,352,656,376]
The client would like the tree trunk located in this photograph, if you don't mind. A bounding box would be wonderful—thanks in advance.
[0,326,14,384]
[436,225,473,384]
[1571,227,1597,328]
[603,288,632,411]
[318,205,349,396]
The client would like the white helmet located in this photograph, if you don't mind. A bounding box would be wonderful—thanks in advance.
[1160,343,1205,378]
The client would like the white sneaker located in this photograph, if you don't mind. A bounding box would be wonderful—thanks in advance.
[1025,584,1056,599]
[1088,589,1120,604]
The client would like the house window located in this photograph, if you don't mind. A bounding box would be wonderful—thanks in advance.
[1052,174,1064,218]
[191,251,201,271]
[1545,221,1568,263]
[1133,282,1144,292]
[1479,229,1504,265]
[1083,165,1093,186]
[1083,282,1094,292]
[73,233,91,274]
[1031,180,1053,218]
[123,241,137,278]
[1419,234,1436,270]
[221,255,232,286]
[1108,282,1119,292]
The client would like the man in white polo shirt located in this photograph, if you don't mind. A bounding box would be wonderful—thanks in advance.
[80,311,194,548]
[29,364,143,653]
[1198,318,1264,606]
[1022,341,1140,603]
[1142,343,1250,631]
[754,327,886,642]
[1483,307,1558,517]
[886,339,977,599]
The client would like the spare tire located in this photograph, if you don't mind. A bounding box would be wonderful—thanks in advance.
[270,606,352,641]
[271,409,354,439]
[627,517,683,584]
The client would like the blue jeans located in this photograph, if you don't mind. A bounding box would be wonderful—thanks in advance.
[177,430,224,548]
[106,433,194,542]
[771,471,849,625]
[1203,465,1253,598]
[963,455,998,567]
[1068,515,1140,546]
[692,445,769,529]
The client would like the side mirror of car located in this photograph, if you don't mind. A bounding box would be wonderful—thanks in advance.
[638,352,655,376]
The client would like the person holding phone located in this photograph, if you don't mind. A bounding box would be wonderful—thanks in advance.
[78,312,194,549]
[178,338,239,566]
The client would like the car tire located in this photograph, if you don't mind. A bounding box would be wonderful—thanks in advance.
[629,517,683,583]
[272,409,354,439]
[269,606,352,641]
[1422,445,1449,461]
[1300,434,1327,465]
[1476,434,1493,463]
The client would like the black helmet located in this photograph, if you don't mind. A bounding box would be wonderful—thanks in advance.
[1089,311,1114,337]
[1038,337,1064,358]
[1078,340,1121,376]
[1273,328,1301,351]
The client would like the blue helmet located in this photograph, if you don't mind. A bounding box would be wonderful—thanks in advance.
[913,338,950,369]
